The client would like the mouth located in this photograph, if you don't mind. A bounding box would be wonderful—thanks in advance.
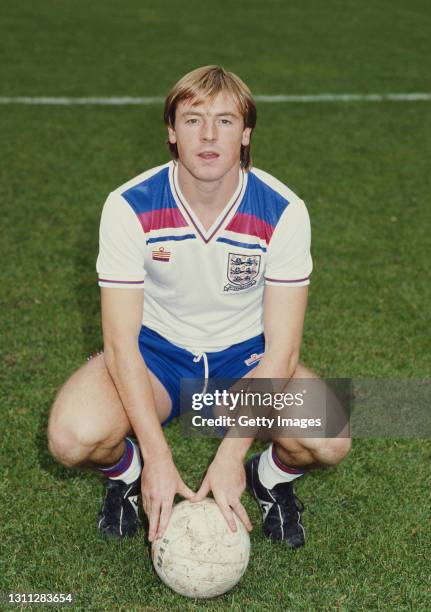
[197,151,220,160]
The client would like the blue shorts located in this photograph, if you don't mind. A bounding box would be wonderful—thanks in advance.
[138,326,265,425]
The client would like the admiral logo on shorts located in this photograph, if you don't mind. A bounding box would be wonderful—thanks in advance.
[244,352,264,366]
[224,253,261,292]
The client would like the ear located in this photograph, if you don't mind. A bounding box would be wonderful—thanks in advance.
[242,127,251,147]
[168,125,177,145]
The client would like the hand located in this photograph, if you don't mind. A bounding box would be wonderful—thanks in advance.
[192,454,252,533]
[141,453,194,542]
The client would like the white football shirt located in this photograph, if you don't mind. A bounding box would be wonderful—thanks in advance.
[97,161,312,352]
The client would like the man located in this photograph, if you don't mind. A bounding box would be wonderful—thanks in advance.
[48,66,350,548]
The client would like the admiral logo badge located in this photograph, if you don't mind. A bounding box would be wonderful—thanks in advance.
[152,246,171,262]
[224,252,261,292]
[244,352,264,366]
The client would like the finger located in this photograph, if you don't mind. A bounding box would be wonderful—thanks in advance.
[148,501,161,542]
[231,500,253,532]
[177,481,195,500]
[156,499,173,540]
[192,478,211,502]
[215,499,237,532]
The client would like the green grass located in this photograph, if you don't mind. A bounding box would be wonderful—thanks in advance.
[1,1,431,610]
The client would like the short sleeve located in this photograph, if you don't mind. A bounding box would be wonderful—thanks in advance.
[264,198,312,286]
[96,191,146,289]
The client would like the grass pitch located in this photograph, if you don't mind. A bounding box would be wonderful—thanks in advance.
[1,1,431,610]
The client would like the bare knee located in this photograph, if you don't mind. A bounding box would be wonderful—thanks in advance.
[47,356,130,467]
[48,418,84,468]
[312,437,352,466]
[49,400,131,468]
[48,398,106,467]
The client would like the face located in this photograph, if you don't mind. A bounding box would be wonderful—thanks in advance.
[168,91,251,182]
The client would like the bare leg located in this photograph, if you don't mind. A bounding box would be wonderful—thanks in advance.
[47,353,171,468]
[273,363,351,468]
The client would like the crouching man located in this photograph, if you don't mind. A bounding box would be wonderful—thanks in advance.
[48,65,351,547]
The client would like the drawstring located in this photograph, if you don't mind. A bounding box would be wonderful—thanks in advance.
[193,351,209,396]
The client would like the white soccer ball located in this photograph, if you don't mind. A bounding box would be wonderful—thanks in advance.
[151,498,250,598]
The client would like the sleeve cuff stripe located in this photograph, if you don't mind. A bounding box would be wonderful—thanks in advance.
[264,276,310,283]
[98,278,144,285]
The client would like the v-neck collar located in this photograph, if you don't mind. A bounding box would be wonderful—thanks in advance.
[169,161,247,245]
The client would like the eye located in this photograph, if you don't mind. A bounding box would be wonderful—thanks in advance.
[220,118,232,125]
[185,118,199,125]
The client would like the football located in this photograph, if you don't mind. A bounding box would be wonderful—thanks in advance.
[151,498,250,598]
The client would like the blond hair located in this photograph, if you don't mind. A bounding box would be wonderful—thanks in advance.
[164,66,257,170]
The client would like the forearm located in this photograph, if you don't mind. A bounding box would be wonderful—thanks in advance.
[250,349,298,380]
[104,343,171,461]
[216,436,253,462]
[216,351,298,461]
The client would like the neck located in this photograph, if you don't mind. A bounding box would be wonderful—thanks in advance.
[176,162,241,213]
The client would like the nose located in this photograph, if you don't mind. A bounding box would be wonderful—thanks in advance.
[201,119,217,142]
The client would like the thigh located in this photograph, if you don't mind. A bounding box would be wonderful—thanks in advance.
[138,326,207,424]
[274,363,350,454]
[210,332,266,380]
[49,353,172,443]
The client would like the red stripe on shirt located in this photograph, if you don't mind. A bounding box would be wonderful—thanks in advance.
[225,212,275,243]
[137,207,188,233]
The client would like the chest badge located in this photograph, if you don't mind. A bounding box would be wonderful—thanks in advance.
[224,252,261,292]
[152,246,171,262]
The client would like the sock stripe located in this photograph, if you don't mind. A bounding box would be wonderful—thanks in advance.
[271,445,304,475]
[97,438,134,478]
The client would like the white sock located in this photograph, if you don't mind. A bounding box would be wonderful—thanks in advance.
[258,443,304,489]
[98,437,142,484]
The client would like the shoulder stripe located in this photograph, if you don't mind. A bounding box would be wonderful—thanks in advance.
[121,167,171,214]
[147,234,196,245]
[234,172,290,229]
[216,237,267,252]
[225,212,275,243]
[121,167,189,233]
[137,208,188,233]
